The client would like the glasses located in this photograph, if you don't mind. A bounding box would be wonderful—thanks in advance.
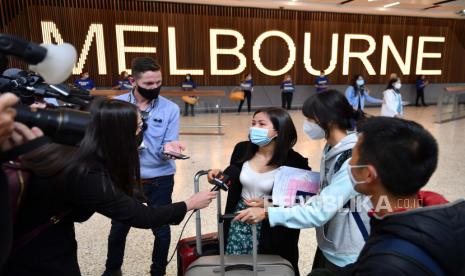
[139,111,149,131]
[137,120,145,131]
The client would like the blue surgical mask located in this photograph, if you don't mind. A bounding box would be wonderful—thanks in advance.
[249,127,276,147]
[303,121,325,140]
[356,79,365,86]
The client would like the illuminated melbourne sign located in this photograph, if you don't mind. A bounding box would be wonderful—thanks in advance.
[41,21,446,76]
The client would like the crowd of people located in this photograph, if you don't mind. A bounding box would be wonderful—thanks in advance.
[1,57,463,276]
[74,70,430,115]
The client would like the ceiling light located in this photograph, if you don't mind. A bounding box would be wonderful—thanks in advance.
[384,2,400,8]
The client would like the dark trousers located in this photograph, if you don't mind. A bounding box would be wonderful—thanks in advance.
[184,103,195,116]
[238,90,252,113]
[416,89,426,106]
[103,175,174,276]
[281,92,293,110]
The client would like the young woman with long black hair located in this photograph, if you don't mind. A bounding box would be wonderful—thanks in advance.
[4,98,215,275]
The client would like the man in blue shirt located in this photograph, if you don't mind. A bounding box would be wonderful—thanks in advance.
[315,70,329,93]
[103,57,185,276]
[74,72,96,91]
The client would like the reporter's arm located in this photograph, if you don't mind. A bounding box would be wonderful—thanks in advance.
[69,171,188,228]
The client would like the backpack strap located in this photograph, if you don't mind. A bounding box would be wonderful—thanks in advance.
[368,237,445,276]
[335,148,369,241]
[333,149,352,175]
[349,206,369,241]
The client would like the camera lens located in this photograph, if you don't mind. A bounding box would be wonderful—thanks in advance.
[14,104,91,145]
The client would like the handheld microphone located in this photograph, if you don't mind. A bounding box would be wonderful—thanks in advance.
[210,165,241,192]
[0,34,77,84]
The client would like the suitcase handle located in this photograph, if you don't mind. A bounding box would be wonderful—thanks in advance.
[224,264,253,271]
[194,170,210,256]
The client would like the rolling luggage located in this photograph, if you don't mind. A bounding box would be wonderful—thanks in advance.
[183,170,295,276]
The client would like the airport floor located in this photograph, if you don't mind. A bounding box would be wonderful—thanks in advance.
[75,105,465,276]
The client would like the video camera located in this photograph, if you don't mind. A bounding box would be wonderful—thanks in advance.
[0,33,91,146]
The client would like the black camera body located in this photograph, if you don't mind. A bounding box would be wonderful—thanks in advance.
[14,104,91,146]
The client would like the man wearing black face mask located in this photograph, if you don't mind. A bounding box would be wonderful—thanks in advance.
[103,57,185,276]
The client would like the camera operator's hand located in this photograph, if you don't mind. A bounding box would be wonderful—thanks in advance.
[185,190,217,211]
[0,93,18,145]
[30,101,47,109]
[207,169,221,184]
[0,122,44,152]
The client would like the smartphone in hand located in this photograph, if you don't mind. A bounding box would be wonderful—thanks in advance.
[163,151,190,160]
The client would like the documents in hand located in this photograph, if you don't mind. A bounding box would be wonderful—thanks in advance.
[272,166,320,207]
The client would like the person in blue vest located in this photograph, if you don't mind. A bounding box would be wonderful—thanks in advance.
[181,74,198,117]
[74,72,96,92]
[280,74,295,110]
[238,73,253,114]
[113,71,133,91]
[416,75,428,107]
[345,74,382,117]
[315,70,329,93]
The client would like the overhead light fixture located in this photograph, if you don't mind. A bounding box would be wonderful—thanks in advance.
[384,2,400,8]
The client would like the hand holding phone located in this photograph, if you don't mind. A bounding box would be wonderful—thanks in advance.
[163,151,190,160]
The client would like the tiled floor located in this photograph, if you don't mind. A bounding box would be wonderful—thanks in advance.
[76,106,465,275]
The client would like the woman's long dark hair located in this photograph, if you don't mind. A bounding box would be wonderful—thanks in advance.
[303,90,358,136]
[240,107,297,167]
[22,98,140,195]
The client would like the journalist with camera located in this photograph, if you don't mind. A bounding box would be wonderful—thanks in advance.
[0,35,217,275]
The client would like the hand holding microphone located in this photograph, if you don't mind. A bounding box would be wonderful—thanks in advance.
[184,190,217,211]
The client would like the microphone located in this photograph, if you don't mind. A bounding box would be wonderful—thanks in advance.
[0,34,77,84]
[210,165,241,192]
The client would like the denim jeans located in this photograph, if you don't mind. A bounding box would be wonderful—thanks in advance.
[103,175,174,276]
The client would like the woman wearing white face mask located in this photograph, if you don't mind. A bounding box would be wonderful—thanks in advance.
[235,90,371,274]
[207,107,310,275]
[381,77,404,118]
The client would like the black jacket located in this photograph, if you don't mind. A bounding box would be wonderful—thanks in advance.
[0,170,12,274]
[224,141,311,275]
[4,163,187,276]
[339,200,465,276]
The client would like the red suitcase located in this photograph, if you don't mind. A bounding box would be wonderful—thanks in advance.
[176,232,219,276]
[176,170,221,276]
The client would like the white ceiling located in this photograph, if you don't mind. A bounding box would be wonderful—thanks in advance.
[158,0,465,19]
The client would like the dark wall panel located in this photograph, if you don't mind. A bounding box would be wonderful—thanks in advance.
[0,0,464,86]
